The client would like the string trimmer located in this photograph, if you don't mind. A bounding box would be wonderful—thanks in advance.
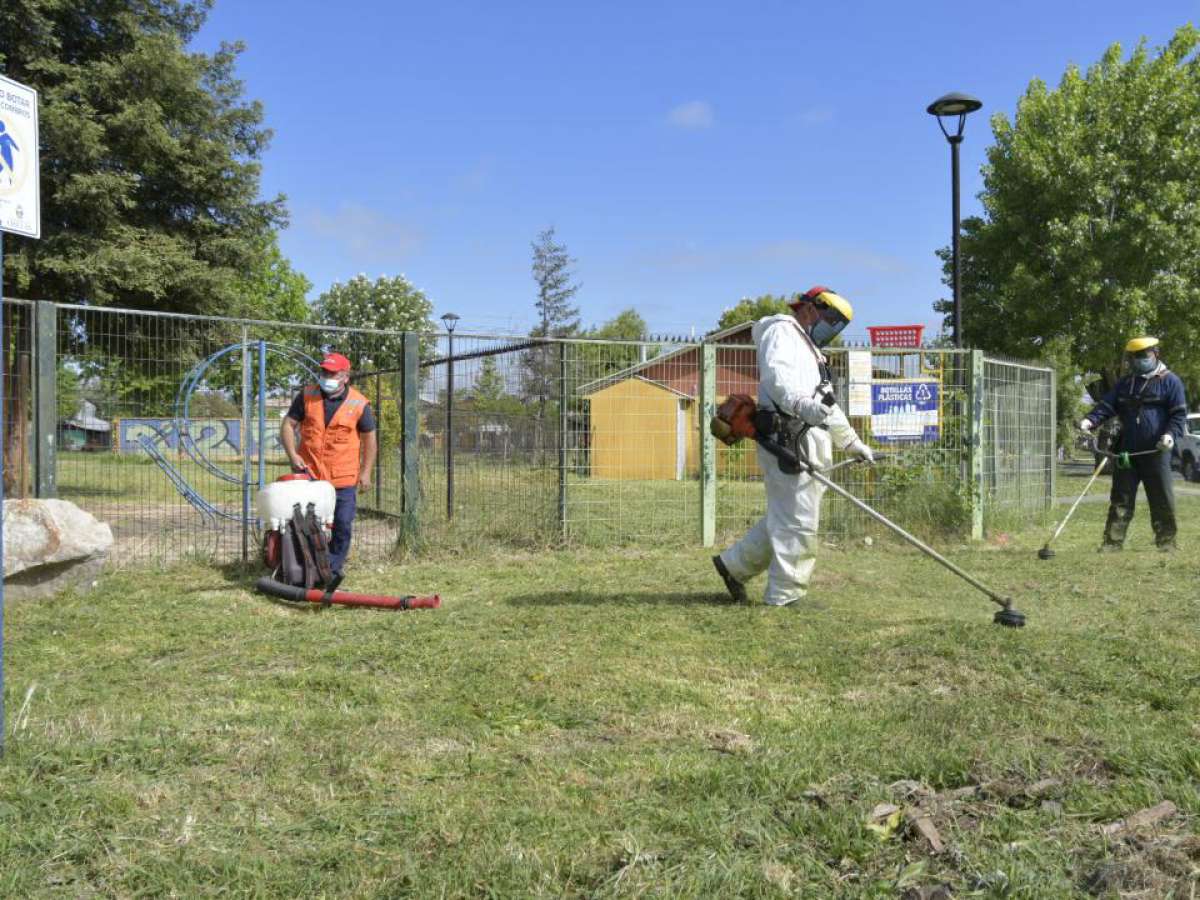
[712,394,1025,627]
[1037,437,1163,560]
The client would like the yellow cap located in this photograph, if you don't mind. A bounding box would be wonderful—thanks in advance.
[815,290,854,323]
[1125,336,1159,353]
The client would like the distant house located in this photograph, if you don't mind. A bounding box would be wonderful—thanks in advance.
[580,322,760,480]
[61,400,112,452]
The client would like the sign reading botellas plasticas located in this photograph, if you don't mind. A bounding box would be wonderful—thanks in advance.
[871,380,940,443]
[0,75,40,239]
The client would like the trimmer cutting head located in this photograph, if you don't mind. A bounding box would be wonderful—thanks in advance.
[993,605,1027,627]
[1037,546,1055,560]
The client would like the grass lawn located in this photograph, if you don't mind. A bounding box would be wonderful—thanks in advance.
[2,496,1198,897]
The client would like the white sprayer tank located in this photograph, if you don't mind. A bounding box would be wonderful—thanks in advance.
[257,477,336,531]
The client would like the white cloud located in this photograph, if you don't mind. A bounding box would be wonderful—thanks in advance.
[302,203,423,260]
[666,100,715,129]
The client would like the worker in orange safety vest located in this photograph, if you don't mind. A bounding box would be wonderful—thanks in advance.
[279,352,378,576]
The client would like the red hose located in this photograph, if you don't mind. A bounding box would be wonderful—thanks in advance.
[255,577,440,610]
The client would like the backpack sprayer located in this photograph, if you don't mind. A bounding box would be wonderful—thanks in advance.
[711,393,1026,627]
[254,474,440,611]
[1036,436,1163,560]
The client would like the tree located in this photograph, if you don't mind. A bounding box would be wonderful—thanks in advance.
[578,308,655,380]
[715,295,792,332]
[473,356,507,404]
[237,235,311,325]
[309,273,435,453]
[314,273,435,371]
[937,25,1200,401]
[524,227,581,432]
[530,227,580,338]
[0,0,286,314]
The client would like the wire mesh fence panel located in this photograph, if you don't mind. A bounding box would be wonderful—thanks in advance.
[2,299,35,501]
[3,298,1055,562]
[981,357,1055,529]
[43,302,414,565]
[714,344,974,542]
[413,334,560,550]
[567,337,701,546]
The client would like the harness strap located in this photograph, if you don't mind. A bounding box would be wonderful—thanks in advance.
[305,502,335,587]
[291,503,318,589]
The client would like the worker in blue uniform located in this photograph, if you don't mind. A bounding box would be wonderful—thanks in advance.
[1080,337,1188,551]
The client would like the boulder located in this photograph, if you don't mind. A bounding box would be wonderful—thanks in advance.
[4,499,113,599]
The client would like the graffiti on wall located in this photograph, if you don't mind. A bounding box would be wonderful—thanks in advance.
[119,419,284,456]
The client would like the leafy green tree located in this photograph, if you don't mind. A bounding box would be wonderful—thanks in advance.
[308,274,434,454]
[586,308,647,342]
[577,308,656,381]
[937,25,1200,402]
[0,0,286,314]
[715,295,792,332]
[238,235,311,325]
[313,273,435,371]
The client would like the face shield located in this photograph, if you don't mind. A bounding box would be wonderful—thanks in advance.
[804,289,854,347]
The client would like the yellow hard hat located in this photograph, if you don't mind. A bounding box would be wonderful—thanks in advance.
[1125,336,1159,353]
[789,286,854,347]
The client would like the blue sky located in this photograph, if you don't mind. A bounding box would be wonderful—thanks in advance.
[197,1,1197,339]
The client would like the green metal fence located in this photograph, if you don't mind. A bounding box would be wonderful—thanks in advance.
[1,299,1055,565]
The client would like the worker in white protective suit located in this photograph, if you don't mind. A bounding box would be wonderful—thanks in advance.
[713,287,874,607]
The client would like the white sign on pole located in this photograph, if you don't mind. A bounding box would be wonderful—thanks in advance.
[847,350,872,416]
[0,75,40,239]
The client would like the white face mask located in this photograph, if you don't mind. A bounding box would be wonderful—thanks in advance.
[319,376,342,394]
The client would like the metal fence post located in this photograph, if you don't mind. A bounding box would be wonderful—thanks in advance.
[374,373,382,509]
[241,329,251,562]
[33,300,56,498]
[699,343,716,547]
[257,339,266,491]
[558,341,568,541]
[400,332,420,550]
[445,331,454,520]
[966,349,985,540]
[1,234,6,754]
[1047,365,1057,512]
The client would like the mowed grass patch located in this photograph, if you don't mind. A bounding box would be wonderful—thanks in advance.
[1,496,1198,897]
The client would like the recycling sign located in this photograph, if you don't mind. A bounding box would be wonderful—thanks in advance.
[0,74,40,239]
[871,380,940,443]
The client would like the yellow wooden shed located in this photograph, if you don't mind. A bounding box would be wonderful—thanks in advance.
[585,377,698,480]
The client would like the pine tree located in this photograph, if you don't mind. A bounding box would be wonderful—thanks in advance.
[530,227,580,339]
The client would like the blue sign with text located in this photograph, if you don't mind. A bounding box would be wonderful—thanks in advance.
[870,381,939,444]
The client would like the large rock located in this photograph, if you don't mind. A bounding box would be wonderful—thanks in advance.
[4,499,113,599]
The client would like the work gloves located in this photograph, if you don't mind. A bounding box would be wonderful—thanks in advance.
[1079,418,1094,433]
[846,439,875,464]
[1158,434,1175,451]
[795,397,832,426]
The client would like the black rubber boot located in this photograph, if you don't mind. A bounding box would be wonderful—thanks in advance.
[712,556,748,604]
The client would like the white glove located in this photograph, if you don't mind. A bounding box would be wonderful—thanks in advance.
[1158,434,1175,451]
[1079,419,1094,433]
[795,398,831,427]
[846,439,875,464]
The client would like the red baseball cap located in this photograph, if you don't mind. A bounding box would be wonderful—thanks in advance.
[319,352,351,372]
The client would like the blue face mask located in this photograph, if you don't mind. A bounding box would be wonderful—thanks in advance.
[1130,354,1157,376]
[319,376,342,394]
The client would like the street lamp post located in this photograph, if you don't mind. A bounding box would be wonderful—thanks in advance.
[440,313,460,520]
[927,92,982,349]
